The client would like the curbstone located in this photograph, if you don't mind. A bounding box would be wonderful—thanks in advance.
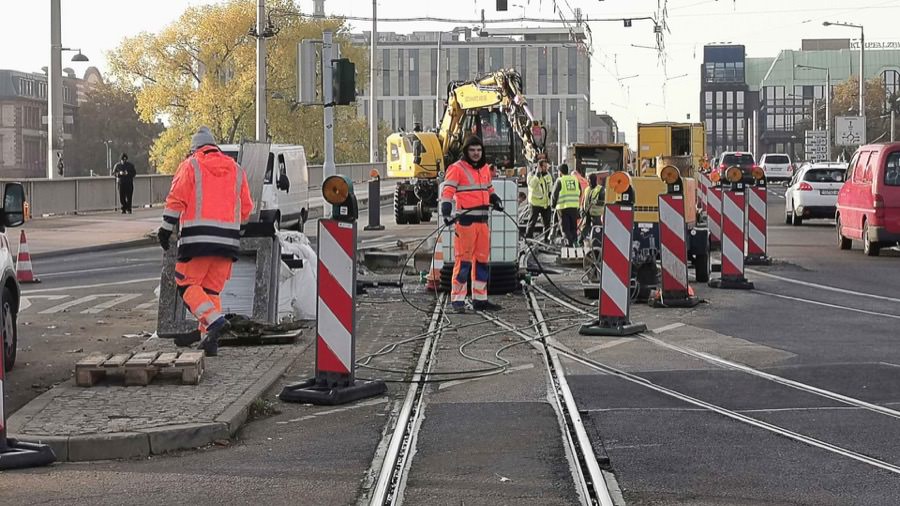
[142,422,230,455]
[31,237,157,260]
[67,432,150,462]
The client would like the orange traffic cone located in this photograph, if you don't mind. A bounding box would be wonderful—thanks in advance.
[425,234,444,292]
[16,230,40,283]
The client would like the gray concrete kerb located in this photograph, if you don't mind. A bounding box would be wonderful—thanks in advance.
[7,344,306,462]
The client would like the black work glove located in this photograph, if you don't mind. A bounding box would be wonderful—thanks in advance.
[157,227,172,251]
[490,193,504,212]
[441,202,454,226]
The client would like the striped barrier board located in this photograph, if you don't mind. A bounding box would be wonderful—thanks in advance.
[698,173,710,214]
[746,186,770,265]
[709,190,754,290]
[651,193,699,308]
[279,219,386,405]
[580,203,646,336]
[707,186,723,249]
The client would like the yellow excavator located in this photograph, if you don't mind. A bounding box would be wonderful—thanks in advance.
[386,69,546,224]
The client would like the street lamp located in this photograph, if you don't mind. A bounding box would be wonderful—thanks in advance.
[823,21,865,142]
[49,0,90,179]
[795,64,832,160]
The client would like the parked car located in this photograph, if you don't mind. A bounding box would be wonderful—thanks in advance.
[759,153,794,182]
[0,183,26,371]
[715,151,758,184]
[836,143,900,256]
[784,162,847,226]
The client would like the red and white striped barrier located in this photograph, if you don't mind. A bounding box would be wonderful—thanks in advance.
[709,190,754,289]
[15,230,39,284]
[279,219,386,405]
[651,194,699,307]
[0,327,57,469]
[707,187,723,250]
[745,186,770,265]
[580,202,646,336]
[698,173,711,214]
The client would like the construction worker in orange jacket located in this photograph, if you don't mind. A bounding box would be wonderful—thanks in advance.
[440,135,504,314]
[157,126,253,356]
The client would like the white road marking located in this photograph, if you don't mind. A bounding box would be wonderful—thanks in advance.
[40,263,157,278]
[756,290,900,320]
[584,338,634,354]
[135,298,159,311]
[81,293,142,314]
[276,397,388,424]
[40,294,139,314]
[651,322,685,334]
[747,269,900,304]
[19,295,68,313]
[437,363,535,390]
[24,277,158,294]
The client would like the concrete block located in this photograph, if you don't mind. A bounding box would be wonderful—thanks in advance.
[67,432,149,462]
[143,422,229,455]
[8,434,68,462]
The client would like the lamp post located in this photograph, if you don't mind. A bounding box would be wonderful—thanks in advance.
[795,64,832,160]
[369,0,377,163]
[49,0,89,179]
[823,21,864,143]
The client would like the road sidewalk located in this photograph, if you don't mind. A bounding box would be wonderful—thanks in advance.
[13,180,396,260]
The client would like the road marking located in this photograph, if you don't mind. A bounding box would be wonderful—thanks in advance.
[584,338,634,354]
[756,290,900,320]
[23,277,158,294]
[437,363,535,390]
[19,295,68,312]
[651,322,685,334]
[82,293,142,314]
[276,397,388,425]
[747,269,900,304]
[40,263,158,278]
[134,298,159,311]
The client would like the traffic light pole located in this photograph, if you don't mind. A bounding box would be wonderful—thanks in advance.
[322,31,336,217]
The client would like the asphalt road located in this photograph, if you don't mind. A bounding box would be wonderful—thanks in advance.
[7,186,900,505]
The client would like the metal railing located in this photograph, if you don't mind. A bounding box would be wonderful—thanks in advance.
[1,163,388,216]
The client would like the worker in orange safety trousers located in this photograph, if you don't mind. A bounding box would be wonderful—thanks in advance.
[441,135,505,314]
[157,126,253,356]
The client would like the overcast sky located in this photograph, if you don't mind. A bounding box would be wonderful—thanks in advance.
[2,0,899,141]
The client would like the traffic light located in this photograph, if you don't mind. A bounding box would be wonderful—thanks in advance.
[332,58,356,106]
[497,0,508,11]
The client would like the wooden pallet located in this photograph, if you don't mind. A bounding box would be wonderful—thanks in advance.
[558,247,590,265]
[75,351,205,387]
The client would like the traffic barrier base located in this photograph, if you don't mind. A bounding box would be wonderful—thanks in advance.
[279,219,386,406]
[708,276,754,290]
[580,318,647,336]
[1,334,55,470]
[744,255,771,266]
[649,288,700,308]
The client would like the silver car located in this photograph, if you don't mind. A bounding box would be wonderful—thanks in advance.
[759,153,793,182]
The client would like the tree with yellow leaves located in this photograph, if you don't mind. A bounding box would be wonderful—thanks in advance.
[109,0,374,174]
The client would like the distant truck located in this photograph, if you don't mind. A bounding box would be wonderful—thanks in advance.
[636,122,706,177]
[568,143,632,181]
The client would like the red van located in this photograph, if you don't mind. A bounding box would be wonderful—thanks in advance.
[835,143,900,256]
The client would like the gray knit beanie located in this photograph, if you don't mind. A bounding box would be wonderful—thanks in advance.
[190,126,217,152]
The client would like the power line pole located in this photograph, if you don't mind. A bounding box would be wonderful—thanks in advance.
[48,0,63,179]
[256,0,267,141]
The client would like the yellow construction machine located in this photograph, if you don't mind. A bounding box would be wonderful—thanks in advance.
[386,69,546,224]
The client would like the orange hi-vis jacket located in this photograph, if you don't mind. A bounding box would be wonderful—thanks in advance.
[440,159,495,225]
[161,147,253,260]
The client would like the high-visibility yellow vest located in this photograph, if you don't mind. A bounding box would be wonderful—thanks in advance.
[584,186,605,217]
[555,175,581,210]
[527,173,553,207]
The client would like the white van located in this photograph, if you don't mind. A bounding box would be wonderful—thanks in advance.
[220,144,310,231]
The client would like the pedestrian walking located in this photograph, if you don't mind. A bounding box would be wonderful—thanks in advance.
[114,153,137,214]
[551,163,582,247]
[524,159,553,240]
[440,135,505,314]
[157,126,253,356]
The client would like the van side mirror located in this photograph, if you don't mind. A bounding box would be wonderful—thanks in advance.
[3,183,25,228]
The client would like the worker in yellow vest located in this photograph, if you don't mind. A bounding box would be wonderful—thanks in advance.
[551,163,582,247]
[525,159,553,239]
[580,172,605,245]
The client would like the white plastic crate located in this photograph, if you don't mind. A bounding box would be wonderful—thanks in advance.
[440,179,519,264]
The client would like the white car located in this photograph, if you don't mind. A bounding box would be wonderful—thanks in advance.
[760,153,793,182]
[784,162,848,226]
[0,183,26,371]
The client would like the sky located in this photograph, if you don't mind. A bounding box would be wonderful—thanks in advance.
[2,0,899,141]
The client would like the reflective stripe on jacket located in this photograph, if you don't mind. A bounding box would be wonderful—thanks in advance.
[527,173,553,207]
[555,175,581,210]
[162,147,254,260]
[584,186,605,217]
[440,159,494,224]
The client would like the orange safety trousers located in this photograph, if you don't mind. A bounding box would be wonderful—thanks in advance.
[175,257,233,333]
[451,222,490,304]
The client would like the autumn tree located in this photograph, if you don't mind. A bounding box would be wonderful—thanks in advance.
[826,75,899,145]
[108,0,371,174]
[68,82,163,176]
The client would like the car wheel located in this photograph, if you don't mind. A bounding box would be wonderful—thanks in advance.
[3,286,17,372]
[836,215,852,250]
[784,210,792,225]
[863,222,881,257]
